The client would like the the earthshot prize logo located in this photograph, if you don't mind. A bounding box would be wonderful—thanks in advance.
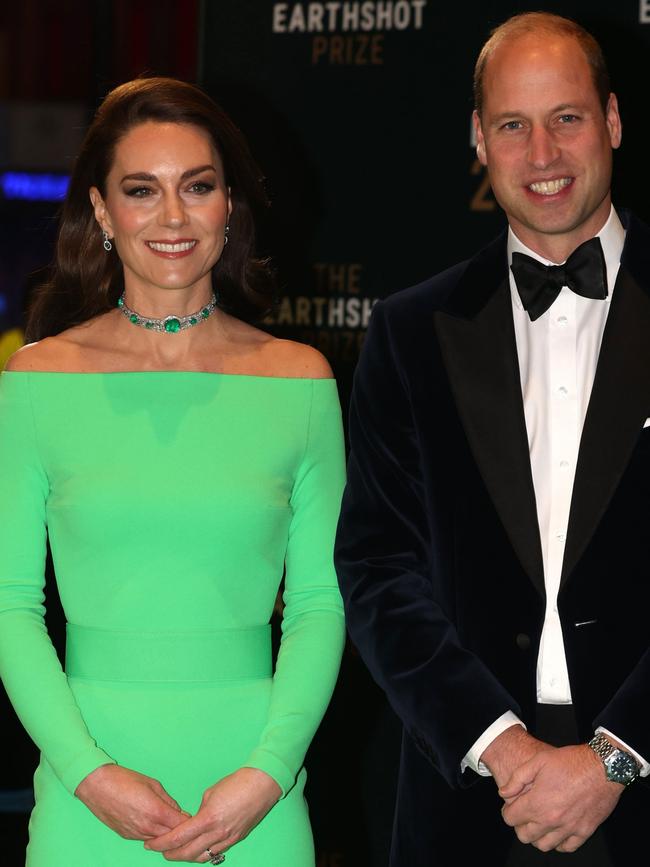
[272,1,428,65]
[265,263,379,363]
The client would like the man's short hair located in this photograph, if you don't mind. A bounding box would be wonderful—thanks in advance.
[473,12,611,117]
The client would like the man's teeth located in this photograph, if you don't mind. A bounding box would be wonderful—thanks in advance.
[147,241,196,252]
[528,178,572,195]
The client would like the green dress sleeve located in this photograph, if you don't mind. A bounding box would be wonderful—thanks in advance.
[0,373,115,793]
[245,379,347,795]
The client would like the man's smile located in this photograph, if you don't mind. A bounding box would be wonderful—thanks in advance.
[527,177,573,195]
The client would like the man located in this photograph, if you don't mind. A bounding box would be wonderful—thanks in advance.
[335,12,650,866]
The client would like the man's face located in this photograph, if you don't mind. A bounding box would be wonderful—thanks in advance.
[473,32,621,260]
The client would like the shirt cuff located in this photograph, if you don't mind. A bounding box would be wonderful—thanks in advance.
[596,726,650,777]
[461,711,526,777]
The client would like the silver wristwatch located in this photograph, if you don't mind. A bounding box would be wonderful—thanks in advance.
[588,733,641,786]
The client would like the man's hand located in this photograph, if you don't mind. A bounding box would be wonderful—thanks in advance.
[480,724,553,791]
[144,767,282,861]
[499,744,624,852]
[75,764,190,840]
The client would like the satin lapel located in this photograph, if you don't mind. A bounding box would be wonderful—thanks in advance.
[562,266,650,584]
[435,280,545,595]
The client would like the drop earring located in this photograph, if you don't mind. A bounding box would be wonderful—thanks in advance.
[103,231,112,252]
[224,224,230,246]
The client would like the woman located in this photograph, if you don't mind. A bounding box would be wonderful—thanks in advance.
[0,77,345,866]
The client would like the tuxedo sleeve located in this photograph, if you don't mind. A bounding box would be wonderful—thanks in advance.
[594,650,650,764]
[335,300,520,789]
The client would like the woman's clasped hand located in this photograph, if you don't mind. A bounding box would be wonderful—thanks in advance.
[143,768,282,862]
[75,764,282,862]
[75,764,190,841]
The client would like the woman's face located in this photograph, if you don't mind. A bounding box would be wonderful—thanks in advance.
[90,121,231,299]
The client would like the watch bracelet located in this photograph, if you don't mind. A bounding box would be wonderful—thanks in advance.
[588,733,616,762]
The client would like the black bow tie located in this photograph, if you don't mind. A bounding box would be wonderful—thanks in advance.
[510,237,608,322]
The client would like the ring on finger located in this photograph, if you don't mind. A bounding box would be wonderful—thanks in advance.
[206,848,225,865]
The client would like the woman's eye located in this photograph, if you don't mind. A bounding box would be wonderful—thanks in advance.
[188,181,215,194]
[124,186,153,198]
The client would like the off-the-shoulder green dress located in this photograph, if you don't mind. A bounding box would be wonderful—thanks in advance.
[0,371,346,867]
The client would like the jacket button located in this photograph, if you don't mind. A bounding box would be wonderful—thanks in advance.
[516,633,531,651]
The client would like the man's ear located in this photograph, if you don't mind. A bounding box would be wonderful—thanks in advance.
[605,93,622,151]
[473,110,487,167]
[89,187,113,237]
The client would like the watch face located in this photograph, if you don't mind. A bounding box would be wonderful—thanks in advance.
[606,752,638,785]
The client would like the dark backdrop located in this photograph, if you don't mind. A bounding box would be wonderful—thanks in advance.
[2,2,650,864]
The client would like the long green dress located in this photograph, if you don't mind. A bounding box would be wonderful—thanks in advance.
[0,371,346,867]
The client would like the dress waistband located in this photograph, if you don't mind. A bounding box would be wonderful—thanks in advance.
[65,623,272,683]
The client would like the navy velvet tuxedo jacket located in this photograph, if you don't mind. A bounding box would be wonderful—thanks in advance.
[335,211,650,864]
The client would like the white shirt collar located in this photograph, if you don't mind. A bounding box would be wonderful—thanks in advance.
[507,205,625,310]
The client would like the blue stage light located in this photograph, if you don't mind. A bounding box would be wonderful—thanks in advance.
[1,172,70,202]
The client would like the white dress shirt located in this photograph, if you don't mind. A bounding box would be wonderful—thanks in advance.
[462,207,649,776]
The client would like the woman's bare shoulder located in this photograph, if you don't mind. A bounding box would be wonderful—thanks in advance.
[263,337,334,379]
[223,315,333,379]
[4,320,106,372]
[5,337,71,372]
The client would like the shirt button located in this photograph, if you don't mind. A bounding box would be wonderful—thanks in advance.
[557,316,568,327]
[557,386,568,396]
[560,460,569,468]
[556,532,566,542]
